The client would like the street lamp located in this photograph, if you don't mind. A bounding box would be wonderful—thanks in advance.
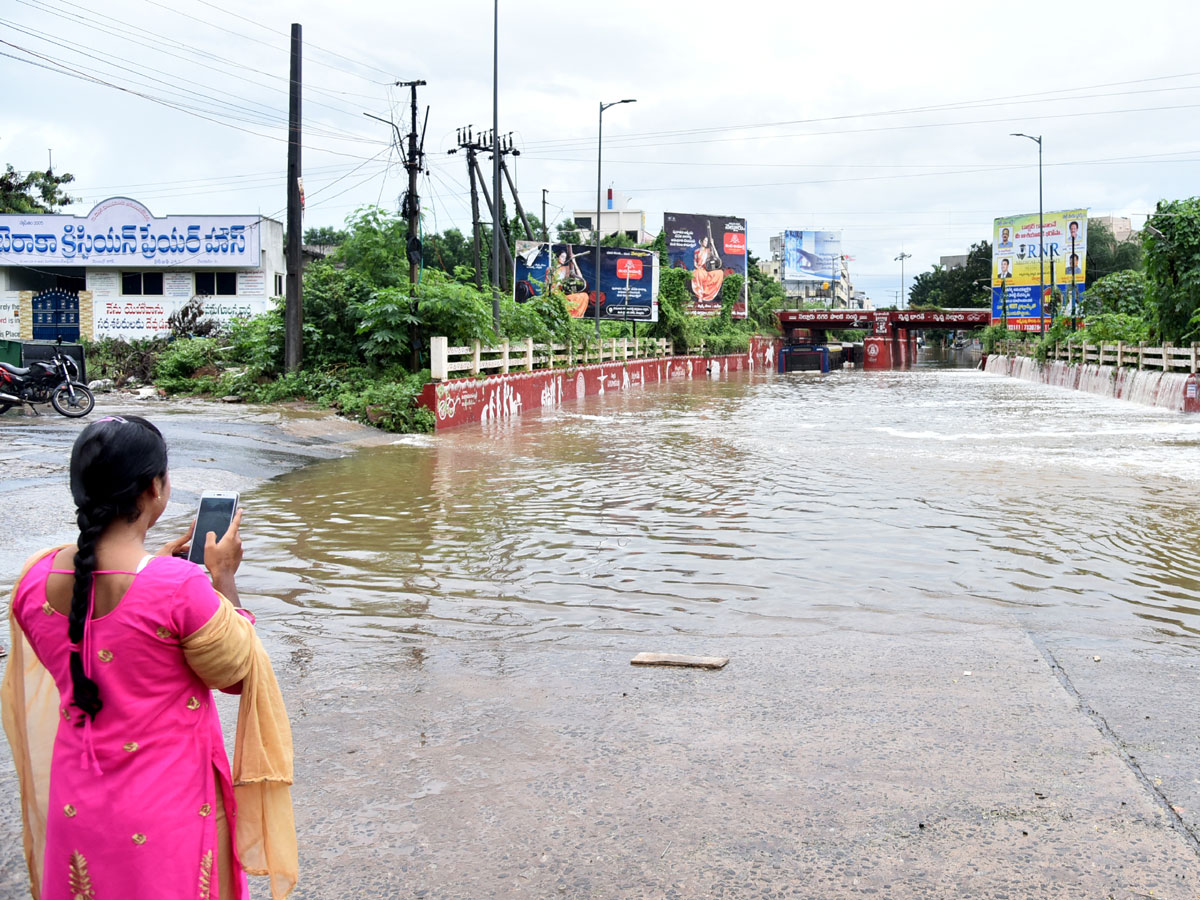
[1010,132,1044,336]
[596,98,636,337]
[894,252,911,308]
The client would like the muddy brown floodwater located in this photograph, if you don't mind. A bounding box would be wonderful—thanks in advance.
[7,355,1200,898]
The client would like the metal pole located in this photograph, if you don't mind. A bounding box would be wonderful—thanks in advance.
[593,99,635,338]
[894,252,911,309]
[1038,137,1045,337]
[491,0,501,332]
[284,22,303,373]
[542,189,549,243]
[595,101,603,338]
[1071,233,1077,330]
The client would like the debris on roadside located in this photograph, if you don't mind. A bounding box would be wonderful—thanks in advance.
[630,653,728,669]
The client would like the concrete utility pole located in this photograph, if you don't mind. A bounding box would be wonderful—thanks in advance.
[452,128,519,287]
[400,80,427,286]
[542,189,549,242]
[284,22,303,373]
[467,143,483,289]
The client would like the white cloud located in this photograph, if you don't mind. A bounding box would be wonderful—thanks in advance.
[3,0,1198,301]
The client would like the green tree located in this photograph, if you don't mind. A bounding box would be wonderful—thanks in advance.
[907,241,992,309]
[303,226,349,246]
[0,164,75,213]
[1143,197,1200,342]
[1085,220,1142,283]
[556,219,583,244]
[1080,269,1147,317]
[333,207,410,288]
[422,227,474,276]
[746,257,783,332]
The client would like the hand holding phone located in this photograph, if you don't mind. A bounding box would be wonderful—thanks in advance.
[204,508,243,584]
[187,492,239,566]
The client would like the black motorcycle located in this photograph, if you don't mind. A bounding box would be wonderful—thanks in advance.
[0,341,94,418]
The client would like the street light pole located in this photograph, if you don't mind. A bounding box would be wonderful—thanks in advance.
[491,0,501,333]
[596,98,636,338]
[1011,133,1044,336]
[894,252,911,308]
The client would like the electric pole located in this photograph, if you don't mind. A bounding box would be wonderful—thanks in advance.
[284,22,303,373]
[399,80,427,286]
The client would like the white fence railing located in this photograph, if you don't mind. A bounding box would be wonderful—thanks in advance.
[431,336,685,381]
[996,340,1200,374]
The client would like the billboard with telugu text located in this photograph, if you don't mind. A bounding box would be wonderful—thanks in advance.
[513,241,659,322]
[0,198,263,268]
[664,212,748,318]
[992,209,1087,330]
[782,230,842,282]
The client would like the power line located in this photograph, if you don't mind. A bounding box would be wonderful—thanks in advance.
[17,0,382,114]
[135,0,398,85]
[188,0,401,82]
[518,72,1200,152]
[2,11,387,144]
[0,40,388,161]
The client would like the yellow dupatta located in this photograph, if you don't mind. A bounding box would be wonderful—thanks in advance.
[1,548,298,900]
[183,592,298,900]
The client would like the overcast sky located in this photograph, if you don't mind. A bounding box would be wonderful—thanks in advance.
[4,0,1198,302]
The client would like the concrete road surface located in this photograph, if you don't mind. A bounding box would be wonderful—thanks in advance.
[2,397,1199,899]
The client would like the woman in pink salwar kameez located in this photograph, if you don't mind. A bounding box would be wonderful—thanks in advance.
[2,415,297,900]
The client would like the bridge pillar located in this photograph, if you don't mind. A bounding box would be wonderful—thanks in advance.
[864,336,891,369]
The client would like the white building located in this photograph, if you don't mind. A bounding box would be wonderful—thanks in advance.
[0,197,285,342]
[571,189,651,243]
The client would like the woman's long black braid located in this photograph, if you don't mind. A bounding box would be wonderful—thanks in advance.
[67,415,167,723]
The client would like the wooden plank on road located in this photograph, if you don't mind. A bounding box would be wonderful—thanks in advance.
[630,653,729,669]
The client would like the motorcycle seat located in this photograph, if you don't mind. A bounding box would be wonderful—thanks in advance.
[0,362,29,376]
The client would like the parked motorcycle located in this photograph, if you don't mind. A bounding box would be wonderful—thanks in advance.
[0,341,94,418]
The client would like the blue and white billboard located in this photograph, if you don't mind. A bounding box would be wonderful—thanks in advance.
[0,197,263,268]
[782,230,842,282]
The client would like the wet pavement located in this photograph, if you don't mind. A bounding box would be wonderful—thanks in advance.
[4,369,1200,899]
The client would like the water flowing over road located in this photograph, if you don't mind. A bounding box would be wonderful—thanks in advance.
[243,351,1200,645]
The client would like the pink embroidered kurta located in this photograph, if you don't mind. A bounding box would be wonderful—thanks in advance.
[13,553,246,900]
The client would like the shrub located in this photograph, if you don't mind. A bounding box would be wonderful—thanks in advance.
[152,337,222,381]
[168,297,221,338]
[81,336,168,385]
[227,303,285,376]
[1077,313,1151,344]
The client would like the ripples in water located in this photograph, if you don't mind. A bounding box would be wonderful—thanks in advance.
[238,362,1200,643]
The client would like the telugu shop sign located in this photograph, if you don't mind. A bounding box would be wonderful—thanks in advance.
[0,197,262,268]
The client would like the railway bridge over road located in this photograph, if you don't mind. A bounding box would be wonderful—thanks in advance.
[778,308,992,370]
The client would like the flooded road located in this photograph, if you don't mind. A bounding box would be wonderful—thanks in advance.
[5,360,1200,899]
[242,354,1200,645]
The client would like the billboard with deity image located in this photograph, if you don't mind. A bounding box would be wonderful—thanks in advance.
[992,209,1088,330]
[513,241,659,322]
[664,212,748,318]
[782,230,842,282]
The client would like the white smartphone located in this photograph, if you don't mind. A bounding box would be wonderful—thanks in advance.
[187,492,240,565]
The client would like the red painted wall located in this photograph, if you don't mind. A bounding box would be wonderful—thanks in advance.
[421,338,782,429]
